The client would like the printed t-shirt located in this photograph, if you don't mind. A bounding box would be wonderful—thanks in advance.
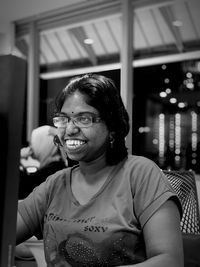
[18,155,181,266]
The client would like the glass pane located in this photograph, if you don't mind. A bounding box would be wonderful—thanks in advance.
[133,60,200,173]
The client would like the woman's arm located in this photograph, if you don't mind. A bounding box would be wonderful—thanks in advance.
[16,211,33,245]
[119,199,184,267]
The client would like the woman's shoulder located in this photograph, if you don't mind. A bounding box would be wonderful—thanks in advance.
[42,165,78,199]
[44,166,73,189]
[121,155,165,185]
[46,164,79,183]
[125,154,160,170]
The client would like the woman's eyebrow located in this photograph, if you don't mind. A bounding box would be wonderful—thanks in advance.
[58,111,99,116]
[55,112,68,116]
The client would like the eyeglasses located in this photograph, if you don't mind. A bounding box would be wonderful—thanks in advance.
[53,113,101,128]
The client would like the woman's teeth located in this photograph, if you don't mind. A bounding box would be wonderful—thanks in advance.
[66,140,85,148]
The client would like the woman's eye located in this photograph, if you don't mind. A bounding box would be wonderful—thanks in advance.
[79,116,90,123]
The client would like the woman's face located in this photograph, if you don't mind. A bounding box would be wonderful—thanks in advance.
[58,91,110,163]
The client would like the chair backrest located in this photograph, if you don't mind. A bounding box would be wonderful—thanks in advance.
[163,170,200,234]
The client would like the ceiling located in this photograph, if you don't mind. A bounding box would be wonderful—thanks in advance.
[0,0,85,28]
[14,0,200,78]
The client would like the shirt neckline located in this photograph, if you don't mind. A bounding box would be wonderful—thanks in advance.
[67,162,123,207]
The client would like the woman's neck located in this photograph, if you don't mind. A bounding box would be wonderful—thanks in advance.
[77,154,112,183]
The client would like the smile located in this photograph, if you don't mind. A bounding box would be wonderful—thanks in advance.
[66,140,86,149]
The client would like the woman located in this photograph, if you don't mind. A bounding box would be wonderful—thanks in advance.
[17,74,184,266]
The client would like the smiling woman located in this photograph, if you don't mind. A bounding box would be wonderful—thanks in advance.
[53,73,129,165]
[55,90,110,163]
[16,74,184,267]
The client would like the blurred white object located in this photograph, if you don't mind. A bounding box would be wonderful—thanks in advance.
[24,238,46,267]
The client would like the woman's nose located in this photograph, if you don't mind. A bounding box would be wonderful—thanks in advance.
[65,120,79,135]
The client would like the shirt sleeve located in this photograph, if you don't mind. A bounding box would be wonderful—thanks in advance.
[18,169,68,239]
[131,157,182,228]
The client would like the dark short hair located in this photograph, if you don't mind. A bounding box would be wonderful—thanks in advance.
[54,73,130,165]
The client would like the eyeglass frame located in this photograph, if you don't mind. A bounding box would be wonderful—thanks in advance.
[53,112,102,129]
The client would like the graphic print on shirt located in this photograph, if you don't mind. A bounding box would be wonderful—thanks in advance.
[43,212,145,267]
